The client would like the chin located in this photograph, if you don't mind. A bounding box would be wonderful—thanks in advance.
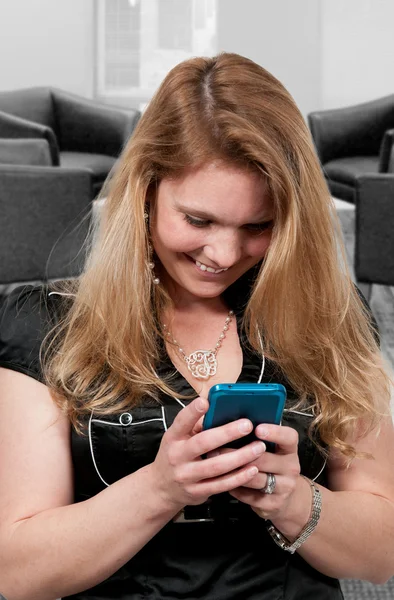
[195,290,225,299]
[171,277,224,298]
[193,281,234,299]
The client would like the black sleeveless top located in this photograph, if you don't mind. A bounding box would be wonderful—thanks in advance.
[0,284,345,600]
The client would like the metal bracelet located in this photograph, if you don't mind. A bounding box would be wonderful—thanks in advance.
[266,476,322,554]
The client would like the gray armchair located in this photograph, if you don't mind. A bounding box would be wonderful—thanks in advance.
[0,150,93,297]
[354,173,394,300]
[308,95,394,204]
[0,87,140,197]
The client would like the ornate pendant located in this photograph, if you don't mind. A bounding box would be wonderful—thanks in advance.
[186,350,217,380]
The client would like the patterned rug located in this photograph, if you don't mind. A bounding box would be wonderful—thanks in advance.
[341,578,394,599]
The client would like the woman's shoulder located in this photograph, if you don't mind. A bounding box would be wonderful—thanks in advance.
[0,283,71,382]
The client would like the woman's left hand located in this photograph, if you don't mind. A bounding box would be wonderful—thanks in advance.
[212,423,302,521]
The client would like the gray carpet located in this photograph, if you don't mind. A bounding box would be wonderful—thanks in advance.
[341,577,394,599]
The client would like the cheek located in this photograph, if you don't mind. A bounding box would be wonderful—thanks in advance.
[155,221,202,253]
[248,233,272,257]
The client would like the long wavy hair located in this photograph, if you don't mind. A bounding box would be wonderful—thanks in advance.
[43,52,391,459]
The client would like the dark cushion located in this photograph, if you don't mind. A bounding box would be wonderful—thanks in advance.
[0,87,56,132]
[60,151,117,182]
[0,139,52,166]
[327,180,356,204]
[324,156,379,186]
[355,175,394,285]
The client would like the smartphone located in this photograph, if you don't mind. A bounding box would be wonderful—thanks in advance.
[202,383,286,451]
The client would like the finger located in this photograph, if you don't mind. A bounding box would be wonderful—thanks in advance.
[196,464,259,497]
[228,486,275,509]
[168,397,208,440]
[185,418,256,459]
[206,447,234,459]
[191,415,205,436]
[238,471,272,491]
[247,451,298,477]
[255,424,299,455]
[229,482,285,505]
[183,441,266,482]
[238,472,293,493]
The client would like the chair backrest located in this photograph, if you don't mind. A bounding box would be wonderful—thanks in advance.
[0,165,92,285]
[0,87,56,133]
[355,174,394,286]
[308,94,394,164]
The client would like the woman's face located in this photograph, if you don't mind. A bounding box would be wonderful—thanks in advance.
[150,161,274,302]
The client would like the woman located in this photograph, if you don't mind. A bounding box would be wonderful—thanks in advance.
[0,53,393,600]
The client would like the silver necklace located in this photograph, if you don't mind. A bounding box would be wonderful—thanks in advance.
[163,310,234,380]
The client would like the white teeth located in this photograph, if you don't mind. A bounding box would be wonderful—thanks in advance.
[193,259,228,274]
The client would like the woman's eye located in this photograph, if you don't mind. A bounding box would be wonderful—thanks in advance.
[184,214,210,228]
[245,220,274,233]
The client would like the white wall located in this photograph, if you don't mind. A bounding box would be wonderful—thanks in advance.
[321,0,394,109]
[217,0,322,118]
[217,0,394,113]
[0,0,94,97]
[0,0,392,112]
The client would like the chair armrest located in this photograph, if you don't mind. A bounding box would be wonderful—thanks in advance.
[0,110,59,165]
[0,165,93,282]
[378,128,394,172]
[0,138,52,166]
[354,174,394,286]
[308,94,394,165]
[52,89,141,156]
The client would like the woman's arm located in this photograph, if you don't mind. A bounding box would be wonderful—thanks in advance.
[0,368,178,600]
[0,368,262,600]
[287,414,394,583]
[230,412,394,584]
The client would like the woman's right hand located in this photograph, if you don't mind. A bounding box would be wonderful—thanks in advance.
[149,396,266,511]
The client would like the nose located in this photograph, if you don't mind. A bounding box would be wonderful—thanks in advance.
[203,230,244,268]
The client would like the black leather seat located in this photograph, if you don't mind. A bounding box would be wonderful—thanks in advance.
[0,87,140,198]
[308,95,394,203]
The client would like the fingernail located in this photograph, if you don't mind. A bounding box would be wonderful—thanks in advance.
[253,442,266,456]
[238,420,252,434]
[257,426,268,438]
[247,466,259,477]
[196,397,206,412]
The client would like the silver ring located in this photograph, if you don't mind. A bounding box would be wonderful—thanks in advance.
[261,472,276,495]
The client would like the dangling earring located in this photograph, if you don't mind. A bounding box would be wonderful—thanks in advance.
[148,244,160,285]
[145,212,160,285]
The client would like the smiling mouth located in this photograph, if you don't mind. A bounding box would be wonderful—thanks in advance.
[185,254,229,274]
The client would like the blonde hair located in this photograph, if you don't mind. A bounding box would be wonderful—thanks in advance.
[43,53,391,458]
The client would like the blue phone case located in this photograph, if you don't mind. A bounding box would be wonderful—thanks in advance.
[202,383,286,451]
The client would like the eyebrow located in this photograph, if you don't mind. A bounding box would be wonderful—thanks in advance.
[174,202,273,223]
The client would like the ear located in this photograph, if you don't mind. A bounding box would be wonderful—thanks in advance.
[145,181,159,223]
